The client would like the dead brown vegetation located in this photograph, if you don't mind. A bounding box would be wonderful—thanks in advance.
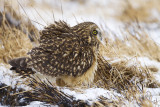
[0,26,32,63]
[93,22,160,106]
[0,4,40,64]
[118,0,160,23]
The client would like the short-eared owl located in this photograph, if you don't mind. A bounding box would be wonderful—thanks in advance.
[9,21,102,86]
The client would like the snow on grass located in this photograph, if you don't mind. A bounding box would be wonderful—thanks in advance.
[0,64,123,105]
[137,57,160,83]
[145,88,160,106]
[146,88,160,96]
[62,87,122,104]
[110,56,160,106]
[0,64,30,90]
[137,57,160,69]
[0,64,18,86]
[25,101,53,107]
[110,56,160,83]
[112,56,160,87]
[0,64,53,106]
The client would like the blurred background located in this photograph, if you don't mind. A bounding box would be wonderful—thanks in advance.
[0,0,159,37]
[0,0,160,50]
[1,0,160,44]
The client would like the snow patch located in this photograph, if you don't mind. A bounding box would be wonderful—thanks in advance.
[0,64,30,90]
[62,87,122,103]
[25,101,54,107]
[145,88,160,106]
[137,57,160,83]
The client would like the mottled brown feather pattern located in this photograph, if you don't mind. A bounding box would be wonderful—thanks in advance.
[9,21,101,86]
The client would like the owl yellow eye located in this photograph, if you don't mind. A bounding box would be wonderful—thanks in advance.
[92,30,98,36]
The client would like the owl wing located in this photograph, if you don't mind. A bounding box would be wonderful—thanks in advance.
[28,21,94,77]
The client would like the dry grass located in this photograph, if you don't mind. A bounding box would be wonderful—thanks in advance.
[0,4,40,64]
[92,22,160,106]
[118,0,160,23]
[0,26,32,63]
[100,23,160,62]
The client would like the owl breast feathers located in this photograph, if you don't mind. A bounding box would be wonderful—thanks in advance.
[9,21,102,86]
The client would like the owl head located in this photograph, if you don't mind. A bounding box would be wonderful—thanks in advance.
[72,22,102,51]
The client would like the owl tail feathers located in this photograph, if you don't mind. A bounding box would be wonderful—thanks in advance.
[9,57,28,70]
[8,57,35,78]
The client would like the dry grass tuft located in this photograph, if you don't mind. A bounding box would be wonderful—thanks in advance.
[27,77,90,106]
[0,4,40,64]
[102,25,160,62]
[118,0,160,23]
[0,26,32,63]
[94,22,160,106]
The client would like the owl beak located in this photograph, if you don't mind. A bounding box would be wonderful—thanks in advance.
[97,31,106,46]
[96,28,102,42]
[98,32,102,41]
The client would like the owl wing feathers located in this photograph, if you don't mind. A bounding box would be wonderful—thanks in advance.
[27,21,93,77]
